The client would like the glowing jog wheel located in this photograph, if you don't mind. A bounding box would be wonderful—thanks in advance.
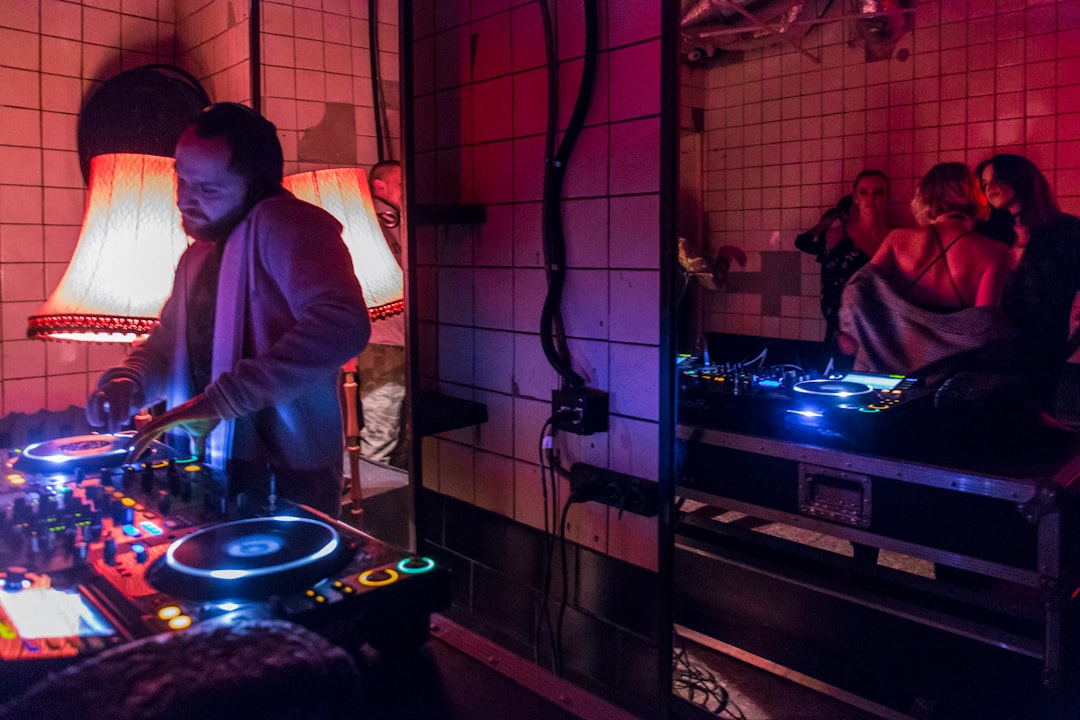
[147,516,351,601]
[792,379,874,398]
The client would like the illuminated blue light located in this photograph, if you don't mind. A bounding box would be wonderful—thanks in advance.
[787,409,823,418]
[758,380,781,388]
[397,557,436,574]
[121,524,141,537]
[210,569,248,580]
[139,521,163,536]
[165,516,339,581]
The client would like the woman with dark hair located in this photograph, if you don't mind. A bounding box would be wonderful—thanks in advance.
[976,154,1080,409]
[796,170,891,363]
[838,162,1013,384]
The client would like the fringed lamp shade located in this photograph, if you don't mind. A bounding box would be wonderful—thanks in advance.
[283,168,404,321]
[27,153,192,343]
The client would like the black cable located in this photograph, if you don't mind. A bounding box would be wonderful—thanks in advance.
[554,496,574,677]
[537,0,599,389]
[367,0,389,162]
[738,340,805,372]
[249,2,260,114]
[536,416,559,671]
[534,409,579,674]
[672,634,747,719]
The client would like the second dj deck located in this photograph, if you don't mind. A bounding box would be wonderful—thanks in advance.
[677,361,931,450]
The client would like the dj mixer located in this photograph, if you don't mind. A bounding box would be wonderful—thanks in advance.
[677,360,931,450]
[0,434,450,699]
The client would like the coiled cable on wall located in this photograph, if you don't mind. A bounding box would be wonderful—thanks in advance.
[538,0,599,389]
[368,0,391,162]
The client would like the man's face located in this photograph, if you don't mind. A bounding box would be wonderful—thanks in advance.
[175,129,250,244]
[372,165,402,210]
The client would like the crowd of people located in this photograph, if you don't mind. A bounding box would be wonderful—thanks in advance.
[799,154,1080,417]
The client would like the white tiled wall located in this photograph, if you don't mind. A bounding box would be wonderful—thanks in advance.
[259,0,397,175]
[0,0,179,416]
[176,0,251,106]
[413,0,662,570]
[0,0,390,418]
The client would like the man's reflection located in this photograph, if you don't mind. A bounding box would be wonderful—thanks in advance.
[361,161,407,468]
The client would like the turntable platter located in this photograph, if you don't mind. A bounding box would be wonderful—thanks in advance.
[13,433,183,476]
[793,379,874,397]
[147,516,352,601]
[15,434,133,473]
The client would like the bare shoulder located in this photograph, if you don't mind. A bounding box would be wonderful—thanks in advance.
[962,232,1011,272]
[884,227,915,242]
[969,231,1009,257]
[877,227,917,252]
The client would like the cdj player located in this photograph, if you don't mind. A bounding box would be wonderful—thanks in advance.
[678,361,932,450]
[0,434,450,700]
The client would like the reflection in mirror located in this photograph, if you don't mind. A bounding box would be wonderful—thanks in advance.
[256,0,410,547]
[676,1,928,367]
[674,1,1079,716]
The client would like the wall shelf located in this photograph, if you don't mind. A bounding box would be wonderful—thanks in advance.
[411,204,486,226]
[415,391,488,437]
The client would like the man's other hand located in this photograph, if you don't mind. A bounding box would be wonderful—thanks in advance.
[126,394,221,463]
[87,378,145,433]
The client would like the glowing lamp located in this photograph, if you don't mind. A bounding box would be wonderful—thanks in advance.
[27,154,192,343]
[283,168,404,320]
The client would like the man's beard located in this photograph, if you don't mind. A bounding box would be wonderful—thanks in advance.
[182,203,251,245]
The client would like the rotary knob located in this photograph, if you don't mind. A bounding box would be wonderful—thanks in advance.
[103,536,117,566]
[3,567,26,591]
[158,489,171,514]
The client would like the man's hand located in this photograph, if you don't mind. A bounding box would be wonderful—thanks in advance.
[837,332,858,357]
[125,394,221,463]
[87,378,145,433]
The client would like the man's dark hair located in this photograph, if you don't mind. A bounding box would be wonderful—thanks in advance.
[368,159,400,190]
[188,102,284,205]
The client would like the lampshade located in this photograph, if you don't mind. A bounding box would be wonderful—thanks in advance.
[283,168,404,320]
[27,153,192,343]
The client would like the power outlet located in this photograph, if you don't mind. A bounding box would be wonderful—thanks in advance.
[568,462,657,517]
[551,387,609,435]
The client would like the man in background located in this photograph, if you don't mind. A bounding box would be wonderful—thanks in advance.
[361,160,407,468]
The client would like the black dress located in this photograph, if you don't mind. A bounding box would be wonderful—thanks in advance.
[796,218,870,347]
[1000,213,1080,408]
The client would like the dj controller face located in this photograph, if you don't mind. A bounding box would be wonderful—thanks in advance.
[678,361,929,449]
[0,435,450,698]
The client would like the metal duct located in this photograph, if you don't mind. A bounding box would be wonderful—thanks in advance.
[852,0,914,61]
[680,0,915,64]
[680,0,823,63]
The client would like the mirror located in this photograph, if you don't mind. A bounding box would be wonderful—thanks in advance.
[674,0,1075,715]
[255,0,410,548]
[676,1,924,359]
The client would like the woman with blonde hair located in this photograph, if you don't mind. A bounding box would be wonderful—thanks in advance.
[838,162,1013,383]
